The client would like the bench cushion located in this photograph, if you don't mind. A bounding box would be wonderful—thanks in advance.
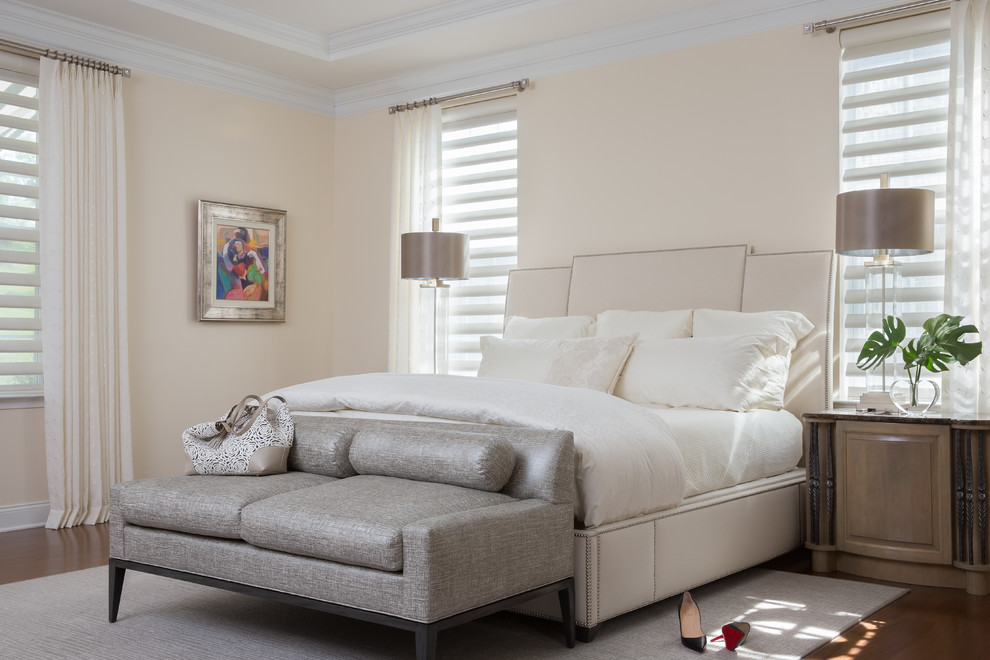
[240,475,515,571]
[349,428,516,492]
[112,472,334,539]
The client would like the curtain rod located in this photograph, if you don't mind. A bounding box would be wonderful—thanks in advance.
[388,79,528,114]
[0,37,131,77]
[803,0,955,34]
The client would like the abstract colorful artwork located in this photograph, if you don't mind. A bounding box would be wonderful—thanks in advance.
[215,224,270,302]
[198,201,286,322]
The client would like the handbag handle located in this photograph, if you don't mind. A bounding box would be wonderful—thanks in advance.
[209,395,288,450]
[220,395,263,433]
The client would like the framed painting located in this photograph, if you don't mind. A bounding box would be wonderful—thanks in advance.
[198,200,286,322]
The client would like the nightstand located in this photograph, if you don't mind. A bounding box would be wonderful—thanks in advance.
[803,410,990,595]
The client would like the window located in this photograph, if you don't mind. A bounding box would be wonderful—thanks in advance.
[837,11,949,400]
[440,97,518,376]
[0,54,41,397]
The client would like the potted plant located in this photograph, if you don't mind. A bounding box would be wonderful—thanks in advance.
[857,313,983,411]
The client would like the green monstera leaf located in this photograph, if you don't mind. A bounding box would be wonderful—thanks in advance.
[912,313,982,373]
[856,316,906,371]
[856,313,982,378]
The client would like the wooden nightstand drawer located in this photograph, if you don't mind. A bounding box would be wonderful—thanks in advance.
[836,421,951,564]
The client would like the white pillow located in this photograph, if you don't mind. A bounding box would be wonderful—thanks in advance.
[503,315,596,340]
[613,334,790,411]
[595,309,693,340]
[692,309,814,410]
[478,335,637,393]
[692,309,813,348]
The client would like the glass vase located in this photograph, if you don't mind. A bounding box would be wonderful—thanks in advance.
[889,378,939,416]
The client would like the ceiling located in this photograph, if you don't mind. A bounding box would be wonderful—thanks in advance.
[0,0,898,116]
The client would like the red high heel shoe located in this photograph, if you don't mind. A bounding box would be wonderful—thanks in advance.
[712,621,751,651]
[678,592,706,653]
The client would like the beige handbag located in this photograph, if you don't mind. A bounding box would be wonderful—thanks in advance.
[182,395,294,476]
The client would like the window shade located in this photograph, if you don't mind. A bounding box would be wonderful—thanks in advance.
[0,61,41,395]
[441,96,518,376]
[838,11,949,399]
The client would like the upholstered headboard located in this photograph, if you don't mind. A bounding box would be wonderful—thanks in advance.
[504,245,835,416]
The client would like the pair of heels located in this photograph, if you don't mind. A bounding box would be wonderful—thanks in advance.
[678,591,751,653]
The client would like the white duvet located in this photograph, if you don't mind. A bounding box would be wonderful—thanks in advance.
[270,373,687,528]
[648,407,803,498]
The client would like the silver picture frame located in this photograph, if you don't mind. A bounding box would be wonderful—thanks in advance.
[198,200,286,322]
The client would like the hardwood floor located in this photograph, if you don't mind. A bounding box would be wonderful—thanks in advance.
[1,524,988,658]
[762,551,990,660]
[0,523,109,586]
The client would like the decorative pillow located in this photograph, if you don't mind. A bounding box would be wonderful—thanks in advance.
[503,315,595,339]
[289,415,358,478]
[692,309,814,348]
[613,334,790,411]
[595,309,693,340]
[691,309,814,410]
[349,431,516,492]
[478,335,637,393]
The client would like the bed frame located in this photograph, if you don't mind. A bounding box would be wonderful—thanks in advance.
[505,244,835,641]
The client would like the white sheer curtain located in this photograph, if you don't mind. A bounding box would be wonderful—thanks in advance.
[388,105,441,373]
[945,0,990,414]
[39,58,132,528]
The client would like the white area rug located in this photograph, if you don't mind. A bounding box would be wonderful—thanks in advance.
[0,565,906,659]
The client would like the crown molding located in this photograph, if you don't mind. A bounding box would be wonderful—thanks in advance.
[332,0,887,116]
[128,0,570,63]
[0,0,334,116]
[326,0,567,61]
[0,0,893,119]
[124,0,326,58]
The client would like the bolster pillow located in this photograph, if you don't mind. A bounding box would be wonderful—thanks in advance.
[289,415,359,478]
[349,430,517,492]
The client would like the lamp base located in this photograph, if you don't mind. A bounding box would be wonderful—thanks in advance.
[856,390,899,413]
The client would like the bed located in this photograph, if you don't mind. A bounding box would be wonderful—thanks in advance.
[272,244,835,641]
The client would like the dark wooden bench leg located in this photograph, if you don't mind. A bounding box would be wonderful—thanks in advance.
[576,624,599,643]
[415,623,437,660]
[558,579,576,648]
[109,560,126,623]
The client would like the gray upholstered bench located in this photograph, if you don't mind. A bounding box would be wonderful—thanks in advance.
[109,416,576,660]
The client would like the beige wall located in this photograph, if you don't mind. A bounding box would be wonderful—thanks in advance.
[517,26,839,265]
[328,24,842,373]
[1,71,335,508]
[330,110,394,376]
[124,72,335,479]
[0,407,47,505]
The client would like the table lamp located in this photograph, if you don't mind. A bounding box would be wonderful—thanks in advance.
[400,217,470,373]
[835,173,934,410]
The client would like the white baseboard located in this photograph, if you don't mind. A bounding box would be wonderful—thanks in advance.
[0,502,50,532]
